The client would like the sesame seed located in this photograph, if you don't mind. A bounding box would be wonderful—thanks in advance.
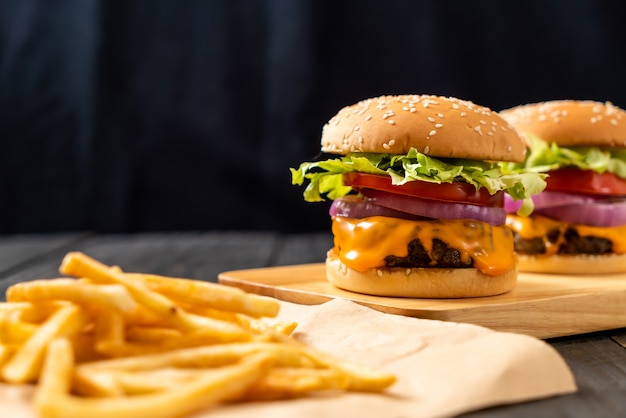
[354,126,360,131]
[365,115,372,121]
[428,117,436,123]
[611,119,618,126]
[388,139,396,146]
[377,269,383,277]
[382,143,390,150]
[358,136,363,143]
[437,113,444,118]
[406,268,412,276]
[410,107,417,113]
[460,112,467,117]
[429,130,437,136]
[424,145,430,154]
[507,145,513,152]
[388,120,395,125]
[435,123,443,128]
[479,120,486,125]
[487,131,494,136]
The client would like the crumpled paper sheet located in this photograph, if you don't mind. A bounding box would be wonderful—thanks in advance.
[0,299,576,418]
[211,299,576,418]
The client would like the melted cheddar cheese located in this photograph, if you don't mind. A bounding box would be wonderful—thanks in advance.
[506,214,626,255]
[331,216,515,276]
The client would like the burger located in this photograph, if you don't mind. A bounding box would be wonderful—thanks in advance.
[500,100,626,274]
[291,94,545,298]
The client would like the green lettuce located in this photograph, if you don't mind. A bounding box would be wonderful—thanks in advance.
[290,148,546,216]
[504,134,626,178]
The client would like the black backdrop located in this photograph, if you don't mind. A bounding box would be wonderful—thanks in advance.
[2,0,626,234]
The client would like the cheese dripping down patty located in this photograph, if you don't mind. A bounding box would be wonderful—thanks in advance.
[331,216,516,276]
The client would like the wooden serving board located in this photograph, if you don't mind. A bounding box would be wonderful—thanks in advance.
[218,263,626,339]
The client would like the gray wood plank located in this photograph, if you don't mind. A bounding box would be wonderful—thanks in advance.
[271,232,333,265]
[0,233,87,272]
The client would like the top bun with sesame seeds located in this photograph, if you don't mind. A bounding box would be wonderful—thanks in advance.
[321,94,526,162]
[500,100,626,148]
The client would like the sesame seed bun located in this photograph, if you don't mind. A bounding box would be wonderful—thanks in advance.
[325,249,518,298]
[321,94,526,162]
[500,100,626,148]
[515,253,626,274]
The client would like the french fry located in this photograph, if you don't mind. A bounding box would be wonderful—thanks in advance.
[7,280,141,316]
[59,252,251,338]
[37,351,275,418]
[111,368,206,395]
[125,326,182,343]
[76,342,316,373]
[125,273,280,318]
[0,344,15,369]
[297,344,397,392]
[0,313,38,344]
[244,367,348,401]
[2,304,88,383]
[0,251,396,418]
[5,300,67,324]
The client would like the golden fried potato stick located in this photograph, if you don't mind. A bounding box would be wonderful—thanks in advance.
[125,273,280,318]
[110,368,206,395]
[1,300,67,324]
[59,252,250,340]
[93,309,125,354]
[7,280,141,316]
[60,251,279,318]
[36,339,275,418]
[125,326,182,343]
[297,344,397,392]
[0,311,38,344]
[0,344,15,369]
[35,337,74,396]
[244,367,348,401]
[261,332,397,392]
[1,304,88,383]
[76,342,316,374]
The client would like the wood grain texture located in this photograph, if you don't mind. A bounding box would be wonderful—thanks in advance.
[219,263,626,339]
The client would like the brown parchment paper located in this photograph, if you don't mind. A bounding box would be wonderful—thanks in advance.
[0,299,577,418]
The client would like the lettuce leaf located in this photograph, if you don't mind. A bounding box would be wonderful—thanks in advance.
[290,148,546,216]
[504,134,626,178]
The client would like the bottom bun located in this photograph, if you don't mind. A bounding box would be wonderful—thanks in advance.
[518,253,626,274]
[325,250,518,298]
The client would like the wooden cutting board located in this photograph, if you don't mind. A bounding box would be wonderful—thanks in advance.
[218,263,626,339]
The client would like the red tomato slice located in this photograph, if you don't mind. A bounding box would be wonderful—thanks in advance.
[546,168,626,196]
[342,172,504,207]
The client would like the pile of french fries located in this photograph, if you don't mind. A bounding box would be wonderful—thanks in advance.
[0,252,395,418]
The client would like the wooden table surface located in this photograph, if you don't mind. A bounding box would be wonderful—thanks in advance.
[1,231,625,417]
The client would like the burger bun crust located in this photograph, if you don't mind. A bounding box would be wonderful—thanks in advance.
[325,249,518,298]
[321,94,526,162]
[500,100,626,147]
[516,253,626,274]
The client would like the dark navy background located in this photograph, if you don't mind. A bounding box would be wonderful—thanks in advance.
[1,0,625,233]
